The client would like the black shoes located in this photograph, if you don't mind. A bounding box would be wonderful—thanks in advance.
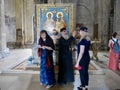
[59,82,67,87]
[77,86,88,90]
[77,87,82,90]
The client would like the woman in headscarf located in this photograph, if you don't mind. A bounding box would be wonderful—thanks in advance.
[38,30,56,89]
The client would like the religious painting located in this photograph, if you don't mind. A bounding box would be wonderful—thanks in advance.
[36,4,75,40]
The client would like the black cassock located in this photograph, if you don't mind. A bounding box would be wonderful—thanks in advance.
[58,36,75,84]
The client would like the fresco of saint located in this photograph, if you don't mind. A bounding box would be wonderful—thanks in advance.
[55,12,66,33]
[43,12,55,35]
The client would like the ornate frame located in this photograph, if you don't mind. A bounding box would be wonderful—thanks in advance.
[36,3,75,39]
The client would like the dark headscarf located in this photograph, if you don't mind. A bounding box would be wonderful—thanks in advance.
[39,30,55,67]
[39,30,55,50]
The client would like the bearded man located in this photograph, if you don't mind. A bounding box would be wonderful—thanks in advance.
[58,28,76,85]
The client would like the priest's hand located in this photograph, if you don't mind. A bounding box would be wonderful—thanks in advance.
[72,30,77,37]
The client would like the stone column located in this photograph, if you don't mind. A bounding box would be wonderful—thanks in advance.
[15,0,22,31]
[21,0,34,44]
[0,0,9,59]
[114,0,120,39]
[97,0,111,50]
[21,0,26,45]
[108,0,114,40]
[97,0,103,40]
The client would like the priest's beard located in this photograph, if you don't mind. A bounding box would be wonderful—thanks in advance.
[61,33,70,40]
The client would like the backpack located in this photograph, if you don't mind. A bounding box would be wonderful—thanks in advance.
[112,39,120,53]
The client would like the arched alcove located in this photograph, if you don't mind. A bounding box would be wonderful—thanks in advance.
[76,4,93,38]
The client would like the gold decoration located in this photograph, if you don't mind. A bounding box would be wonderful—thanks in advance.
[63,7,68,15]
[41,7,47,14]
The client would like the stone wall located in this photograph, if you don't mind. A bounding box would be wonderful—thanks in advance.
[6,0,35,44]
[76,0,94,38]
[4,0,35,47]
[4,0,16,42]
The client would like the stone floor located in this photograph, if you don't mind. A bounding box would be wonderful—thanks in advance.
[0,69,120,90]
[0,49,32,73]
[0,49,120,90]
[28,70,120,90]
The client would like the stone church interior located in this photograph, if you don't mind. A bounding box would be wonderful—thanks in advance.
[0,0,120,90]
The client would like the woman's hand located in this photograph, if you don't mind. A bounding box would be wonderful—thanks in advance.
[40,46,45,49]
[75,61,79,68]
[39,45,42,48]
[74,62,82,70]
[44,46,53,50]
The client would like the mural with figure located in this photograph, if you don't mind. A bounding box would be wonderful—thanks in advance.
[55,12,66,32]
[42,12,55,35]
[37,4,75,38]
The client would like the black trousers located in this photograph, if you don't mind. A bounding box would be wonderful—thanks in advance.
[79,63,89,87]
